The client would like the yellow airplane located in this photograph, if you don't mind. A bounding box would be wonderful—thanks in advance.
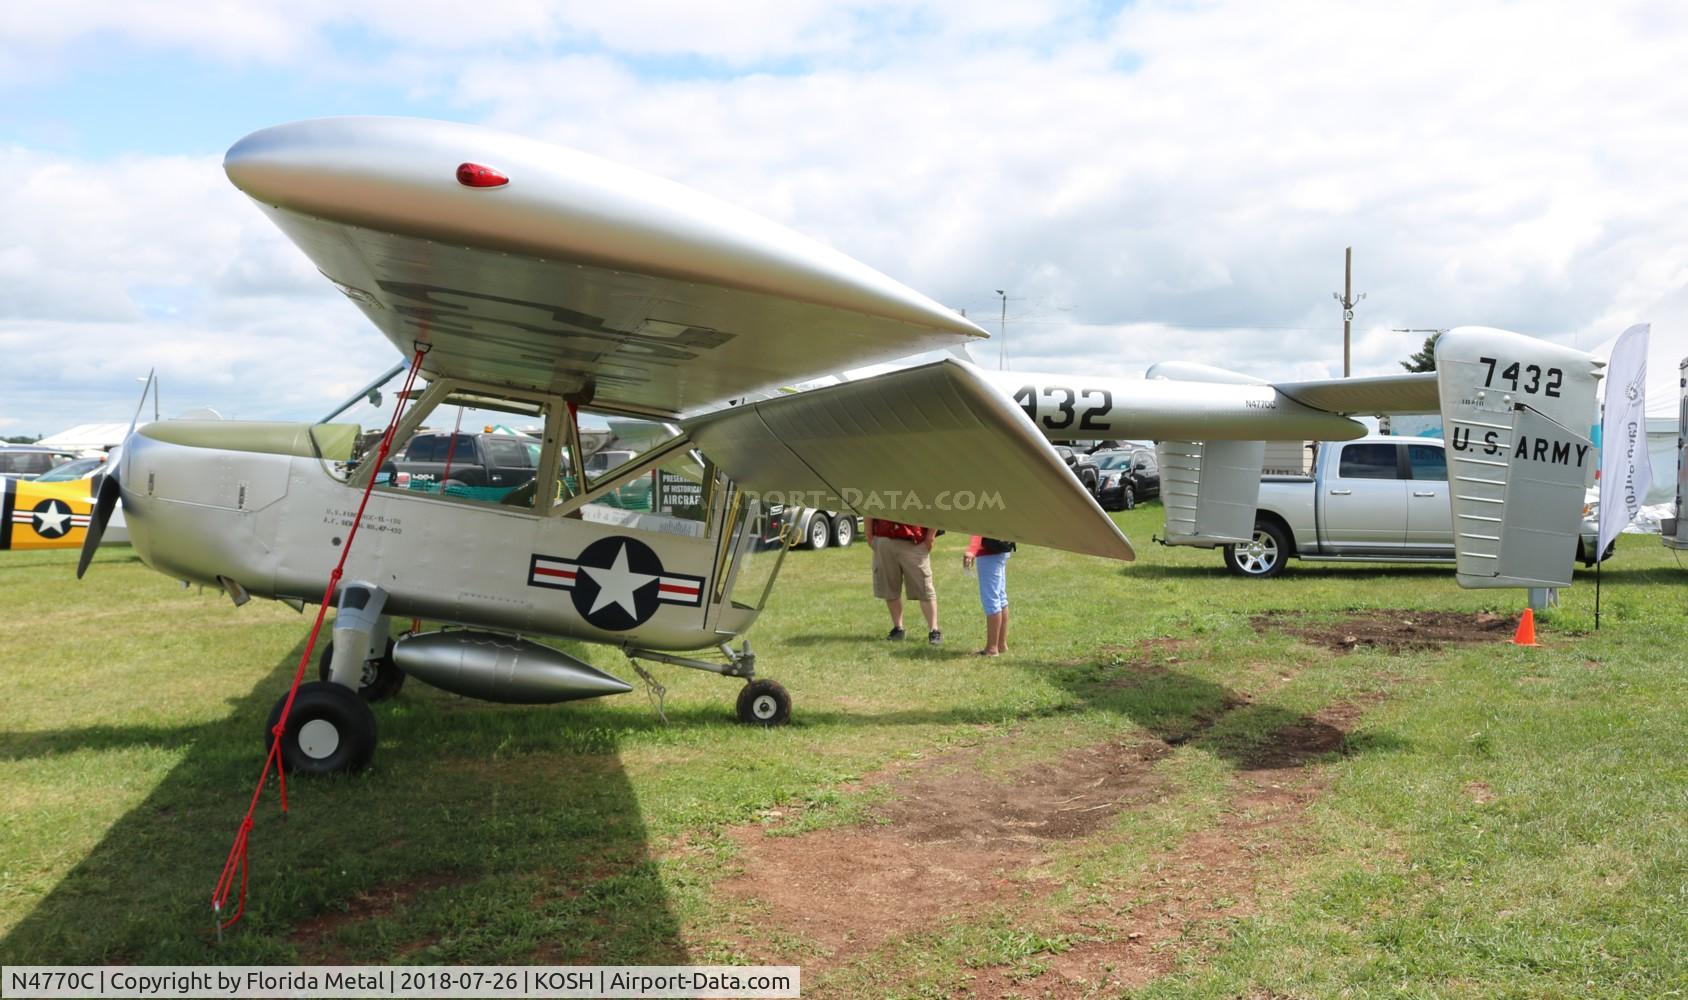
[1,476,98,551]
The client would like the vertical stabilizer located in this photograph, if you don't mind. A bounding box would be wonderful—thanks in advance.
[1436,327,1602,588]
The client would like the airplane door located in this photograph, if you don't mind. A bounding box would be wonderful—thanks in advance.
[1320,441,1409,551]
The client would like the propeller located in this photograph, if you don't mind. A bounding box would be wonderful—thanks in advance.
[77,369,154,579]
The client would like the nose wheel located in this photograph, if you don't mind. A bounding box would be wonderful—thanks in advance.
[736,679,792,726]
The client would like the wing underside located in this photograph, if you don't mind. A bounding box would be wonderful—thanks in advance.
[226,118,986,418]
[683,360,1135,561]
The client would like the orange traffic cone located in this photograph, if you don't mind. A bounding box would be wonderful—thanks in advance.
[1512,608,1539,647]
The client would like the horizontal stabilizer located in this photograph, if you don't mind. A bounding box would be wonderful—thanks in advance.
[1274,372,1439,415]
[684,360,1135,560]
[1436,327,1602,588]
[1157,440,1266,547]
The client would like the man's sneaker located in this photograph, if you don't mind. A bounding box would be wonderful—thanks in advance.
[928,629,943,645]
[886,627,906,640]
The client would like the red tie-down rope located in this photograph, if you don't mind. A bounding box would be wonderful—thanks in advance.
[212,346,427,933]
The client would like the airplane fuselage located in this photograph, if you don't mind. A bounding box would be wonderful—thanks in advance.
[118,425,765,653]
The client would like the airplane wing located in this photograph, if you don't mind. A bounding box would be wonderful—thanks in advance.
[1272,372,1439,414]
[683,360,1135,560]
[224,117,986,419]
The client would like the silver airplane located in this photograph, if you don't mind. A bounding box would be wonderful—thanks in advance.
[75,117,1601,776]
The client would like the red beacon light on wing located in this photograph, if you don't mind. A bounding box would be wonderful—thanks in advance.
[456,162,509,188]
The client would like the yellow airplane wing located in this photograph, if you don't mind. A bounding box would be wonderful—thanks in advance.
[2,477,95,551]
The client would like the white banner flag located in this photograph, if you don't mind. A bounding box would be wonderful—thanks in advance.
[1598,323,1652,555]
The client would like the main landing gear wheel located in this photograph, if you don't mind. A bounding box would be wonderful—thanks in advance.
[317,637,405,702]
[264,681,377,775]
[736,679,792,726]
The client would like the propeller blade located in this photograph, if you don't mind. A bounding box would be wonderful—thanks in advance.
[78,368,154,580]
[76,472,122,579]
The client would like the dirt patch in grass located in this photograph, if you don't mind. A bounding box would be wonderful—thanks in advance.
[1253,609,1515,654]
[971,697,1387,997]
[291,872,469,961]
[717,737,1169,960]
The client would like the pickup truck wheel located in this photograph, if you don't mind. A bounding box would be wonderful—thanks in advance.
[1224,522,1288,578]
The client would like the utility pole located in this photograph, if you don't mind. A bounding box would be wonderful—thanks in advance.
[1332,247,1365,377]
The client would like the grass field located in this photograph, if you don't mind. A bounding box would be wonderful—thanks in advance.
[2,506,1686,998]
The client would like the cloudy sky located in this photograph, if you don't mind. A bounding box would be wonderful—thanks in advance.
[3,1,1686,436]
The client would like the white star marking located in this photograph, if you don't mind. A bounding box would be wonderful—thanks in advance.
[34,501,71,536]
[581,543,656,618]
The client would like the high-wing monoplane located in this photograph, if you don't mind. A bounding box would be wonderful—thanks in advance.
[78,118,1601,778]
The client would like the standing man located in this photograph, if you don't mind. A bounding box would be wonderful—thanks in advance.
[866,516,941,644]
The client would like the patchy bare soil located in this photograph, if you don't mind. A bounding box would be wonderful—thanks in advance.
[718,737,1171,957]
[716,677,1386,995]
[993,698,1378,997]
[1253,609,1516,654]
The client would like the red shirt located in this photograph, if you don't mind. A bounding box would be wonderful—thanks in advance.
[871,519,927,543]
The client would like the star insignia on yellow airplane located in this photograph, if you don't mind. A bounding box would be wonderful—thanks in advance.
[31,499,74,539]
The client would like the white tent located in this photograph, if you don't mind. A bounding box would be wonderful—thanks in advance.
[35,423,130,454]
[1592,322,1685,505]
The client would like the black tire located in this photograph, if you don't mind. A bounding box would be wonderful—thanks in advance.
[736,679,792,726]
[805,513,830,550]
[832,514,855,548]
[1082,469,1099,495]
[317,637,405,702]
[1223,520,1290,578]
[264,681,378,775]
[1123,483,1136,510]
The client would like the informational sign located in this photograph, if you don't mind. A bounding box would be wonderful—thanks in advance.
[655,469,705,519]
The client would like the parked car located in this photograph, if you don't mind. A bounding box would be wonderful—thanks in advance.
[384,430,543,498]
[1093,448,1160,510]
[1054,445,1100,495]
[1200,436,1605,577]
[32,455,110,482]
[0,446,80,480]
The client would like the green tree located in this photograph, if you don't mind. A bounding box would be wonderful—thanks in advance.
[1400,333,1441,372]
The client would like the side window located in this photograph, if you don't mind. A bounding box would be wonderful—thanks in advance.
[564,411,711,538]
[378,390,553,510]
[1406,444,1448,481]
[1337,443,1402,480]
[487,438,532,468]
[402,436,441,462]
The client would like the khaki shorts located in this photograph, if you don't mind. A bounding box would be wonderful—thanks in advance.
[872,537,935,601]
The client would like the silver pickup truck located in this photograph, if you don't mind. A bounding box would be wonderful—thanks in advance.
[1224,436,1603,577]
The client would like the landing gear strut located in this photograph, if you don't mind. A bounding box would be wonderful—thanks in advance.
[625,641,792,727]
[316,637,405,702]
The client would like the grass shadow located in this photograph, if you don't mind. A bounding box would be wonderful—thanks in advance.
[0,640,687,966]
